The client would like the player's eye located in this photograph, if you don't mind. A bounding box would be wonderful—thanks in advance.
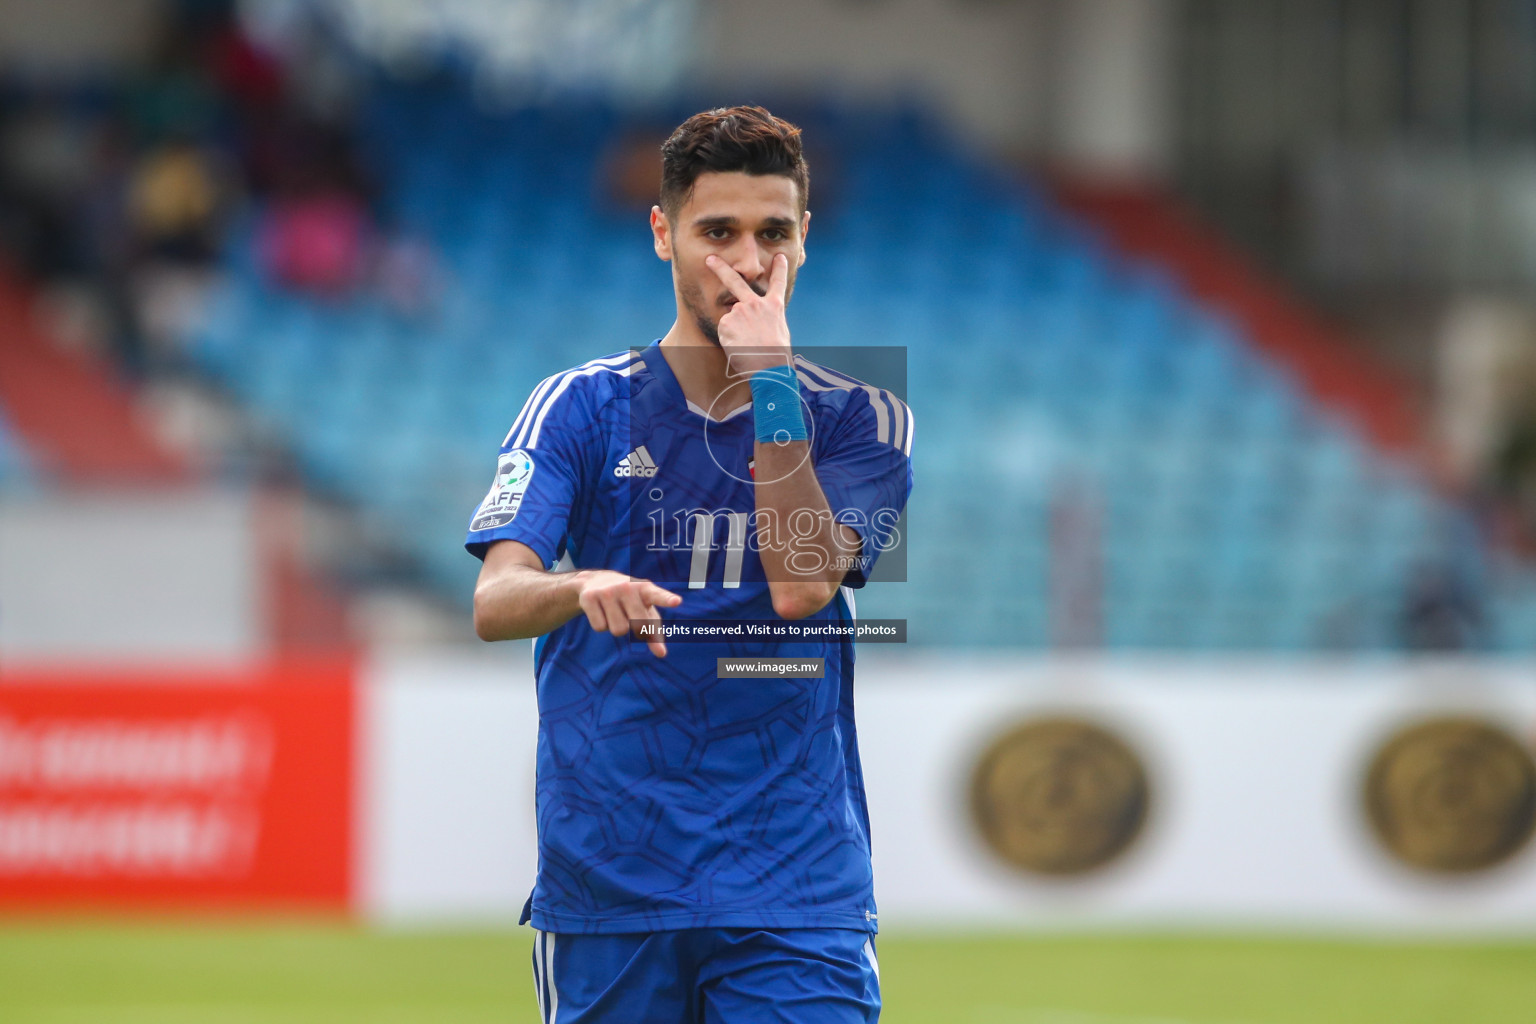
[704,228,732,241]
[761,229,788,242]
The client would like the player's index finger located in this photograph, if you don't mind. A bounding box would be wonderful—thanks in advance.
[645,583,682,607]
[705,255,757,302]
[769,252,788,301]
[622,601,669,658]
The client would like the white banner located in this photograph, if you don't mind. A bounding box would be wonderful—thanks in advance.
[361,650,1536,932]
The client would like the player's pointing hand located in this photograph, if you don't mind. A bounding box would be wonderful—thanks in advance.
[576,570,682,658]
[708,252,792,373]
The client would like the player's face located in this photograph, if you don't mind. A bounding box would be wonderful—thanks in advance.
[652,171,809,344]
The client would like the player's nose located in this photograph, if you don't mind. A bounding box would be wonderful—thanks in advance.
[730,241,765,284]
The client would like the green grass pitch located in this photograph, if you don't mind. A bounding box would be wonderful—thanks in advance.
[0,920,1531,1023]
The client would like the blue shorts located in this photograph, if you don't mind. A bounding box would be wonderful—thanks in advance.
[529,927,880,1023]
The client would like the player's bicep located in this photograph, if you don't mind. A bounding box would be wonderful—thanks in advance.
[476,539,545,588]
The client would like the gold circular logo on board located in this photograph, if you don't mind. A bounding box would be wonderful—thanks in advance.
[969,717,1150,876]
[1364,717,1536,873]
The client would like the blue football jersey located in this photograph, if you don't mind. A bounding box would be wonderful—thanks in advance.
[466,341,913,935]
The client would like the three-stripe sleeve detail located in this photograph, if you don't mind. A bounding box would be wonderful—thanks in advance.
[794,357,912,454]
[502,352,641,448]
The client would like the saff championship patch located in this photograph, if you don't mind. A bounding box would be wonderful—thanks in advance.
[470,449,535,531]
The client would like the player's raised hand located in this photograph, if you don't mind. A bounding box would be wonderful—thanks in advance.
[708,252,791,373]
[576,570,682,657]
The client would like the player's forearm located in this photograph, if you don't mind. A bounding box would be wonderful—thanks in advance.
[473,564,587,641]
[752,440,858,619]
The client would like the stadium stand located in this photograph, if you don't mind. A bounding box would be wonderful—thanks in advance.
[1055,185,1423,456]
[188,77,1536,651]
[0,270,184,484]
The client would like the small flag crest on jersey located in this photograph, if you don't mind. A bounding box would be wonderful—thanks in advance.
[614,445,658,478]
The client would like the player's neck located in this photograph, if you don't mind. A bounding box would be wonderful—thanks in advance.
[658,323,748,413]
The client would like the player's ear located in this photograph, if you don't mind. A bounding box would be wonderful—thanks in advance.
[798,210,810,266]
[651,206,672,261]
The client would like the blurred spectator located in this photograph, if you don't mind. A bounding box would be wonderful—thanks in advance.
[253,103,377,299]
[1493,411,1536,542]
[0,95,99,279]
[126,140,230,263]
[122,139,234,368]
[257,191,370,297]
[126,17,221,146]
[373,232,442,319]
[207,13,285,114]
[1401,563,1484,651]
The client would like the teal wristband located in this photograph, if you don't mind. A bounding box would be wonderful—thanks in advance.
[749,365,808,444]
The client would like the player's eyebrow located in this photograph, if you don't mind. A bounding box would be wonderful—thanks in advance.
[692,215,796,230]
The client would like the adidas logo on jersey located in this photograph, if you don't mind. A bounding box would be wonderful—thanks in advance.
[614,445,659,478]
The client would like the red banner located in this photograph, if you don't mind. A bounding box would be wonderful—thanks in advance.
[0,658,354,911]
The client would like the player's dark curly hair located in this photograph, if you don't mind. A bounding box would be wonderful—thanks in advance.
[659,106,809,219]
